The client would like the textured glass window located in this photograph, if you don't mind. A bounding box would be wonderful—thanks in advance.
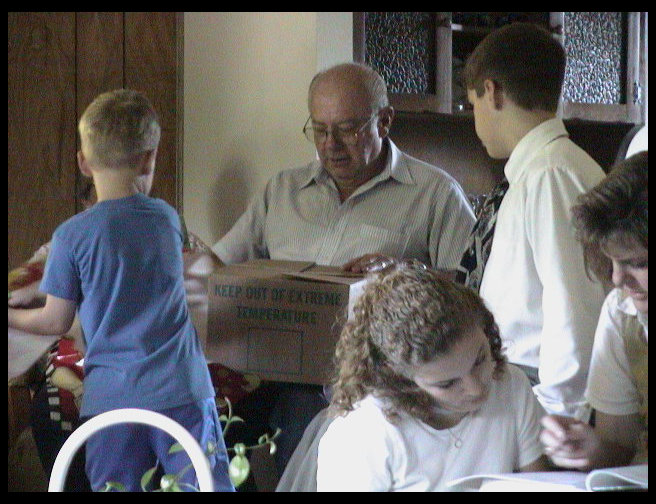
[562,12,626,105]
[364,12,436,94]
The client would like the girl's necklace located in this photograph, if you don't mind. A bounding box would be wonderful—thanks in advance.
[428,409,472,449]
[446,413,471,449]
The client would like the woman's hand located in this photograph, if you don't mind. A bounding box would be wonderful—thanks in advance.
[540,415,600,470]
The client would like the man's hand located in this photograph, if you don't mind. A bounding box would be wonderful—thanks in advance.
[342,254,397,274]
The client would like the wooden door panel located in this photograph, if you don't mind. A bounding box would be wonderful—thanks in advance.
[75,12,125,212]
[8,12,180,271]
[8,12,77,270]
[125,12,178,208]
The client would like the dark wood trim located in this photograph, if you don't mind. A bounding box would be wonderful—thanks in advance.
[352,12,365,62]
[176,12,184,213]
[563,103,636,123]
[8,12,78,270]
[435,12,452,113]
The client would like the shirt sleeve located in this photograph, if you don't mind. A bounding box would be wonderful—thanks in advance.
[317,411,395,491]
[211,184,270,264]
[585,291,642,416]
[511,367,547,468]
[429,179,475,270]
[525,167,606,416]
[39,227,81,303]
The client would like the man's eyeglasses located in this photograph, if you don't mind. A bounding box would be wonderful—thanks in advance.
[302,113,379,146]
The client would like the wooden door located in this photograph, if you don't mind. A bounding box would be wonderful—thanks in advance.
[8,12,180,271]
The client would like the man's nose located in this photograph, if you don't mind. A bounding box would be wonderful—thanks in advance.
[323,129,344,149]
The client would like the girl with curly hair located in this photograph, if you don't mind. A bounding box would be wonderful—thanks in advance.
[316,262,549,491]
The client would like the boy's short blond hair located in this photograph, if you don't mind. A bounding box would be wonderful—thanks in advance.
[78,89,161,168]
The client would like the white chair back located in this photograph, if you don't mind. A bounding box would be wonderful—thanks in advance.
[48,408,214,492]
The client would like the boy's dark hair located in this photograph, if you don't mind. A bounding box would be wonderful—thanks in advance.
[571,151,648,285]
[464,22,566,113]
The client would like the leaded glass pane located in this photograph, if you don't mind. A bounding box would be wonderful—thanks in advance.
[364,12,436,94]
[562,12,626,105]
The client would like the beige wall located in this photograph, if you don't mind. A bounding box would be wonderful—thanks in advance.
[183,12,353,246]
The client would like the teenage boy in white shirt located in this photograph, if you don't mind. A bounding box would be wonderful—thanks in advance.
[463,23,607,417]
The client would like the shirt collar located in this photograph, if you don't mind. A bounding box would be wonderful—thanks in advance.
[504,117,569,184]
[617,290,648,335]
[617,289,639,316]
[299,138,415,191]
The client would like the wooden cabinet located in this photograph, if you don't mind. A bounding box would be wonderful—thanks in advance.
[354,12,646,124]
[8,12,182,270]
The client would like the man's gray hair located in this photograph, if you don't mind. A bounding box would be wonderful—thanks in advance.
[78,89,161,168]
[308,62,389,112]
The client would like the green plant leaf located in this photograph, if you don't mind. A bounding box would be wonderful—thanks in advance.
[233,442,247,456]
[177,482,201,492]
[168,443,185,454]
[140,465,159,491]
[101,481,126,492]
[228,454,250,488]
[269,441,277,455]
[159,473,179,492]
[206,441,216,455]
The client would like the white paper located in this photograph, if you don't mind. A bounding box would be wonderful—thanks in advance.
[447,465,648,492]
[8,327,59,381]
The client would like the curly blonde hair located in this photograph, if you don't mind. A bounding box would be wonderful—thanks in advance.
[329,261,506,426]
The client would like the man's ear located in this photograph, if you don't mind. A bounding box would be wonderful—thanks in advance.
[378,106,395,138]
[77,150,93,177]
[483,79,504,111]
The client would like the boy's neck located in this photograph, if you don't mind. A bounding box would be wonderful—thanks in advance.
[502,106,557,155]
[92,168,147,202]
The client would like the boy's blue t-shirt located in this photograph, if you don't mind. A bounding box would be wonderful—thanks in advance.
[41,193,215,417]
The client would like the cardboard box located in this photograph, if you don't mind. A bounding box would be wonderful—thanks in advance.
[206,259,367,385]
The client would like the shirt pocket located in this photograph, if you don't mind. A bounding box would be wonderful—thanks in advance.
[352,224,410,258]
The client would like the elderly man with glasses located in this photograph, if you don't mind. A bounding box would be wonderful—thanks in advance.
[211,62,475,484]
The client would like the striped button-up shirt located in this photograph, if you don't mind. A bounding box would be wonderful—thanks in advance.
[213,139,475,269]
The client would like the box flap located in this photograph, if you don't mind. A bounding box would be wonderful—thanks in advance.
[282,271,364,285]
[240,259,315,273]
[212,260,364,284]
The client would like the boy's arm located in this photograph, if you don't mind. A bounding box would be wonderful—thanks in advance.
[528,169,606,416]
[8,294,76,335]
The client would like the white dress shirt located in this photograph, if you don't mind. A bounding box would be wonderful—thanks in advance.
[479,118,607,416]
[213,139,475,269]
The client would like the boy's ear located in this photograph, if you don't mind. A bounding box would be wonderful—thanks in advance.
[483,79,505,110]
[139,148,158,175]
[77,151,93,177]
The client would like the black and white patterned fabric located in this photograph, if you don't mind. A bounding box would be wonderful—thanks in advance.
[456,178,509,292]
